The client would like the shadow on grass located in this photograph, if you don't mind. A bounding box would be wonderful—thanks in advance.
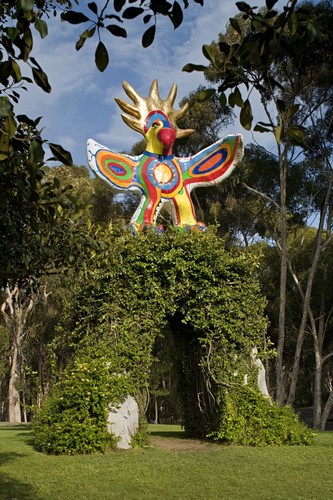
[0,451,28,466]
[0,472,42,500]
[0,424,31,431]
[16,431,34,443]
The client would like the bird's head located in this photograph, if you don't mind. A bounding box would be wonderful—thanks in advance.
[115,80,194,156]
[144,110,176,156]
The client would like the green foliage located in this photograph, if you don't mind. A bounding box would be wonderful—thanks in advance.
[147,327,182,424]
[130,429,150,448]
[49,229,276,449]
[33,346,133,454]
[35,228,313,450]
[0,0,203,212]
[182,0,333,412]
[0,128,94,287]
[62,1,202,57]
[209,386,314,446]
[183,1,332,148]
[259,230,333,408]
[52,230,171,393]
[175,85,233,157]
[0,0,200,278]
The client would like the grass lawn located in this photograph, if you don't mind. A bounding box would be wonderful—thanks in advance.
[0,423,332,500]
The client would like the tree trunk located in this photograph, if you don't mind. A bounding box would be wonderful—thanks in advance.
[318,206,333,429]
[1,285,34,422]
[313,347,323,429]
[287,173,333,406]
[276,153,288,405]
[287,241,323,405]
[8,333,22,422]
[320,390,333,430]
[312,277,328,428]
[154,396,159,424]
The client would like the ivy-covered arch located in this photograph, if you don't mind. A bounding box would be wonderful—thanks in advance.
[33,230,312,453]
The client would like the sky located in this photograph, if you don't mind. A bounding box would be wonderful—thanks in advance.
[16,0,285,168]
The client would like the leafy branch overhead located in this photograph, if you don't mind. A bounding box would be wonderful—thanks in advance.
[0,1,204,168]
[62,1,205,70]
[183,0,324,148]
[0,1,74,165]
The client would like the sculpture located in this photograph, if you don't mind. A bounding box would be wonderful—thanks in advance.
[87,80,243,234]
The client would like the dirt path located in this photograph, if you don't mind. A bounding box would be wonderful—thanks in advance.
[149,435,220,452]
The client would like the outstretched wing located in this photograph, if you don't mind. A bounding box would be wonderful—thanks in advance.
[87,139,139,191]
[180,134,243,191]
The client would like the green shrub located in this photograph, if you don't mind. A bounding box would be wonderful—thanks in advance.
[208,385,314,446]
[33,351,133,454]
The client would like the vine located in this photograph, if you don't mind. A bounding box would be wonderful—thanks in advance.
[34,229,313,453]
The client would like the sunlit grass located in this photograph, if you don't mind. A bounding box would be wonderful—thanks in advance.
[0,424,332,499]
[148,423,186,438]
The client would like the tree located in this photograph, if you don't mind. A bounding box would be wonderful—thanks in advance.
[175,86,234,157]
[1,283,47,421]
[183,0,333,410]
[0,156,101,421]
[0,0,207,287]
[147,329,174,425]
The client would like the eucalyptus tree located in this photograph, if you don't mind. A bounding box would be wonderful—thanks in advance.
[0,200,97,422]
[0,151,100,421]
[1,155,142,421]
[183,0,333,411]
[293,115,333,428]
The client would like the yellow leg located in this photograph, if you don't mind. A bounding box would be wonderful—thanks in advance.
[173,188,197,226]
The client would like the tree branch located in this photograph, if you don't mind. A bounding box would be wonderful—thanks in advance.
[241,182,280,210]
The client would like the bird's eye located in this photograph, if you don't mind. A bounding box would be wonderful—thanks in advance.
[152,121,160,128]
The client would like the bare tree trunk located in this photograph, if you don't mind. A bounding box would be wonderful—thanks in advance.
[286,256,324,426]
[287,172,333,406]
[242,150,289,404]
[1,286,34,422]
[8,332,22,422]
[318,205,333,429]
[154,396,159,424]
[320,389,333,430]
[276,153,288,405]
[312,260,330,428]
[312,330,323,429]
[287,237,324,406]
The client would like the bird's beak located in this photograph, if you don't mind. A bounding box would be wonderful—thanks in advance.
[157,127,176,149]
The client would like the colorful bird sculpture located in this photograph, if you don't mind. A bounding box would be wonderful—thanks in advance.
[87,80,243,234]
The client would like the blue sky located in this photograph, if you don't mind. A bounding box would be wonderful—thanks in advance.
[16,1,285,167]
